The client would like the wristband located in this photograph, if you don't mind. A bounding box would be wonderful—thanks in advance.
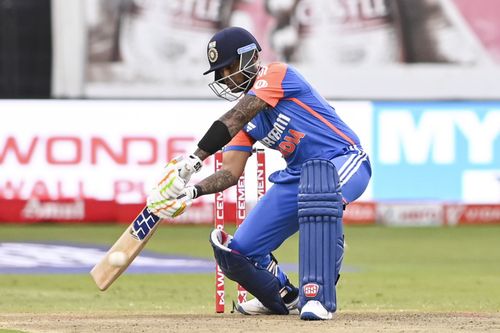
[194,185,203,198]
[198,120,232,154]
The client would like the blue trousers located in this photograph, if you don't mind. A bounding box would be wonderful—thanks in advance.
[229,149,372,285]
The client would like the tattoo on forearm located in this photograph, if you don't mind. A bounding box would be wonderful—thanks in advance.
[219,95,267,136]
[193,96,265,161]
[197,170,238,195]
[193,148,210,161]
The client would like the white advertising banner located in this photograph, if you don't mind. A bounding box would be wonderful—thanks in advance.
[3,100,500,204]
[0,100,373,204]
[377,202,445,227]
[1,100,225,204]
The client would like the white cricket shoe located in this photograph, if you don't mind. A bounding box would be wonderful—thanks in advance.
[300,300,333,320]
[234,296,299,315]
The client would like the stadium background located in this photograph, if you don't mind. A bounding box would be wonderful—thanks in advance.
[1,0,498,226]
[0,1,499,332]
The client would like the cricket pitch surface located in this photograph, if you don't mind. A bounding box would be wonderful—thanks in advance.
[1,312,499,333]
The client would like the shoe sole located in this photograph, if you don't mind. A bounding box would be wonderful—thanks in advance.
[233,301,268,315]
[234,297,300,316]
[236,305,299,316]
[235,305,256,315]
[300,311,332,320]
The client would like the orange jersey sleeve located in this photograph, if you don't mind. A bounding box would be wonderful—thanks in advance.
[249,63,288,107]
[224,130,255,153]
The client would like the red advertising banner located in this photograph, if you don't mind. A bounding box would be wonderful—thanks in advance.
[343,202,376,225]
[0,198,379,225]
[0,199,210,224]
[3,199,500,226]
[445,204,500,225]
[0,199,114,223]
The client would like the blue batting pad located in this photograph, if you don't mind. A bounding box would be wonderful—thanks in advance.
[298,159,344,312]
[210,232,289,314]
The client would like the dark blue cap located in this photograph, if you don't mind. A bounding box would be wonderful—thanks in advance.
[203,27,261,76]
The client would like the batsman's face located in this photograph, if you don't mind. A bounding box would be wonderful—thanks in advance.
[208,51,259,101]
[219,60,246,92]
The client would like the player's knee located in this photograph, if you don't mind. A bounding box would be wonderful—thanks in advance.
[298,159,343,220]
[225,236,256,259]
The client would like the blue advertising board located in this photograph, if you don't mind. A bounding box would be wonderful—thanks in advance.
[372,101,500,202]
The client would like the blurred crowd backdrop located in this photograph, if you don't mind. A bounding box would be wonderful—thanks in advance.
[1,0,500,99]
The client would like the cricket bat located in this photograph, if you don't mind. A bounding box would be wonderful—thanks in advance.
[90,206,161,291]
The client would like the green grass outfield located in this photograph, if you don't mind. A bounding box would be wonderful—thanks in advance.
[0,224,499,314]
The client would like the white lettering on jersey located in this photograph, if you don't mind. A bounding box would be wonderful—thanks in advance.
[261,113,291,147]
[257,66,268,77]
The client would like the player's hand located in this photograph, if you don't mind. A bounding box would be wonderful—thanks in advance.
[152,155,202,200]
[147,188,193,219]
[153,157,188,200]
[176,154,203,183]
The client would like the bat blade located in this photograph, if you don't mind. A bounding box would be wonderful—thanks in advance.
[90,206,161,291]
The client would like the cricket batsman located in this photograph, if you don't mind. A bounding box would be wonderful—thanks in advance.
[147,27,371,320]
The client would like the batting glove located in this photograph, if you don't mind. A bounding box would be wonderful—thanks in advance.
[147,189,192,219]
[176,154,203,183]
[153,157,189,200]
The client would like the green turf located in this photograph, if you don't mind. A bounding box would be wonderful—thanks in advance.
[0,224,499,313]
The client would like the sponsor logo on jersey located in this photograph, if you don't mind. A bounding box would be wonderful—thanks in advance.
[246,122,256,132]
[254,80,268,89]
[303,283,319,297]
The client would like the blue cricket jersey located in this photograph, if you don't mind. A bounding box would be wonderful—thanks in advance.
[225,62,362,183]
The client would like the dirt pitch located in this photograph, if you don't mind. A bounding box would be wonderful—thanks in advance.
[1,312,499,333]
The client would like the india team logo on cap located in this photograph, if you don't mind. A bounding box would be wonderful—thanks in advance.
[208,41,218,63]
[208,48,218,63]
